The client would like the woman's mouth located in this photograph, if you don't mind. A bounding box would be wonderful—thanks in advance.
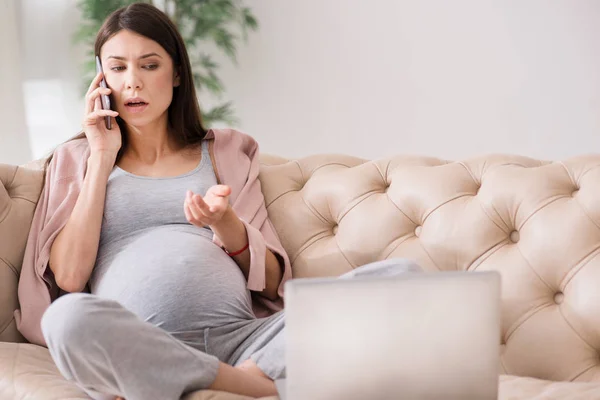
[124,101,148,113]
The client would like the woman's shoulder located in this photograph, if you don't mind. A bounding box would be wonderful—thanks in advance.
[54,136,90,158]
[48,136,90,180]
[210,128,259,154]
[210,128,257,144]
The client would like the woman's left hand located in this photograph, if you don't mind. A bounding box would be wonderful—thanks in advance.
[184,185,232,228]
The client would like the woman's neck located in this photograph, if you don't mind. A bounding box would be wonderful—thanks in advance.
[122,119,180,165]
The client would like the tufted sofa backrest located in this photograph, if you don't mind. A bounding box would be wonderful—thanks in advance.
[257,153,600,383]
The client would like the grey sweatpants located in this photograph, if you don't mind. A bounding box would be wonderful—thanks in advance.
[41,258,422,400]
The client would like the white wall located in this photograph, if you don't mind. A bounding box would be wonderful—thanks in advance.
[0,0,32,165]
[12,0,600,162]
[211,0,600,160]
[19,0,84,160]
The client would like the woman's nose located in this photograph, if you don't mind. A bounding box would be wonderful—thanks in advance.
[125,71,142,90]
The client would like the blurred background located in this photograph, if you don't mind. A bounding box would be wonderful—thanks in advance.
[1,0,600,165]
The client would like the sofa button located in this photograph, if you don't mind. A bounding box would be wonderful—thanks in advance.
[509,231,520,243]
[332,225,339,235]
[415,226,422,237]
[554,292,564,304]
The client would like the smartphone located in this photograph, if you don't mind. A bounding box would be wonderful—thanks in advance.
[95,56,112,130]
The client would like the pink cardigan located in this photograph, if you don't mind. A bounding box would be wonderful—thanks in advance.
[15,128,292,347]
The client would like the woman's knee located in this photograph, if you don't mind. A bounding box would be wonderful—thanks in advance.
[41,293,99,349]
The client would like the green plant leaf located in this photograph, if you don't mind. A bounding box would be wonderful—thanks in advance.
[202,101,238,126]
[211,28,237,62]
[240,6,258,40]
[200,54,219,71]
[193,71,224,95]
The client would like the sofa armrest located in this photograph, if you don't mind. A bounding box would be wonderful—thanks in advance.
[0,163,44,343]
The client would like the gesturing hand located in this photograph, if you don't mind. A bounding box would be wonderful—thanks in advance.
[184,185,232,228]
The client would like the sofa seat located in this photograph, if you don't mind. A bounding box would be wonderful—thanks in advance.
[2,341,600,400]
[498,375,600,399]
[0,342,277,400]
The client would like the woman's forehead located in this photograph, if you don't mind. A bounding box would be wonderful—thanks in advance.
[101,30,167,60]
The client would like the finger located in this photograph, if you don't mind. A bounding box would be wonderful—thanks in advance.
[87,87,111,114]
[84,110,119,126]
[93,96,101,113]
[184,191,195,217]
[184,202,203,226]
[86,72,104,97]
[215,198,230,213]
[85,76,109,113]
[193,194,213,215]
[213,185,231,197]
[185,192,214,224]
[183,202,196,224]
[88,109,118,119]
[207,184,231,198]
[187,197,209,222]
[204,194,227,213]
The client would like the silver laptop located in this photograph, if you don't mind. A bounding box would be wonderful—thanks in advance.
[280,271,501,400]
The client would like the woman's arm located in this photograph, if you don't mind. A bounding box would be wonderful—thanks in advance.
[49,152,115,293]
[210,206,283,301]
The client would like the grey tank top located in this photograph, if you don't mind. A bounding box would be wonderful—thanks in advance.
[90,140,256,336]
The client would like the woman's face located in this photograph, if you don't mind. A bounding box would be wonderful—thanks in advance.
[99,29,180,129]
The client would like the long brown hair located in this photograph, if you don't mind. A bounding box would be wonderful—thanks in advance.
[45,2,207,169]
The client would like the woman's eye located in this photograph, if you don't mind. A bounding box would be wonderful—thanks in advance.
[109,64,157,71]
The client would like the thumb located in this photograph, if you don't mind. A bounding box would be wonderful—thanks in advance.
[213,185,231,197]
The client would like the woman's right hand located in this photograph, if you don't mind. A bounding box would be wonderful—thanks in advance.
[83,72,122,155]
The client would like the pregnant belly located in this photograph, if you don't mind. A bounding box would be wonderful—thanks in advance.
[91,226,255,331]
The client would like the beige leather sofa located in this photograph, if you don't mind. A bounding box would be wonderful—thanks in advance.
[3,153,600,399]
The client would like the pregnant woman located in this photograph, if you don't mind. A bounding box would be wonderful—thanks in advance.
[15,3,422,400]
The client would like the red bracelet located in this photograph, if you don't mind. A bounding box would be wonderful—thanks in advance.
[223,242,249,257]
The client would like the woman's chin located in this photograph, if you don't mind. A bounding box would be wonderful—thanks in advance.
[121,116,159,131]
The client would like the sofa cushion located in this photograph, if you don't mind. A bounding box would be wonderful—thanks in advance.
[498,375,600,399]
[0,163,44,343]
[0,342,277,400]
[0,342,89,399]
[2,342,600,400]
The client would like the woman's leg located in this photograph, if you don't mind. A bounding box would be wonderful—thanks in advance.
[41,293,276,400]
[238,258,423,380]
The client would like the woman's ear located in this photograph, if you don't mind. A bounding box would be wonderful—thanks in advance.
[173,67,181,87]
